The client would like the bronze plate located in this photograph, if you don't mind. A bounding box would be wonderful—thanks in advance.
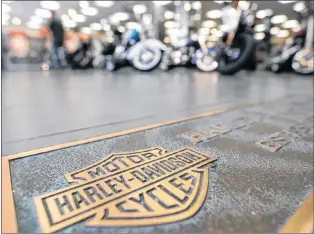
[34,148,216,233]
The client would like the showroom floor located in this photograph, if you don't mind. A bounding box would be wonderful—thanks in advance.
[2,68,313,155]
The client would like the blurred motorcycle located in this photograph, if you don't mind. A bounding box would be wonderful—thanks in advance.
[105,29,140,71]
[198,2,257,75]
[91,38,116,69]
[193,38,220,72]
[159,39,200,71]
[265,1,312,73]
[128,38,166,71]
[292,1,314,75]
[265,30,305,73]
[67,40,94,69]
[106,29,166,72]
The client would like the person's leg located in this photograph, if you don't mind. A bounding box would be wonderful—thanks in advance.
[55,46,62,67]
[57,46,67,67]
[51,38,62,67]
[51,39,58,67]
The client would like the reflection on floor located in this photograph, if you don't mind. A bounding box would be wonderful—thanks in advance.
[2,68,313,155]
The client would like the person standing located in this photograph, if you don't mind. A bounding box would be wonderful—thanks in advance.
[221,0,241,44]
[48,10,66,68]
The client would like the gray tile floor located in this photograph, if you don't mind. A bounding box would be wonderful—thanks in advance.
[2,68,313,155]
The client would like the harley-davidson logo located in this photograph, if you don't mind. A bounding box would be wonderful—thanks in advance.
[34,147,216,233]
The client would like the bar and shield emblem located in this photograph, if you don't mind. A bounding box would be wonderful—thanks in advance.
[34,147,216,233]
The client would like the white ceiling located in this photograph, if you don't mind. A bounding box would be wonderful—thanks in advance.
[2,1,300,30]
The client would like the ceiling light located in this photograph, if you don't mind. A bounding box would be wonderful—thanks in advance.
[27,21,41,29]
[114,12,129,21]
[109,12,129,23]
[79,1,89,8]
[35,8,52,18]
[102,24,111,31]
[100,18,107,25]
[239,1,250,10]
[95,1,114,7]
[202,20,217,28]
[277,29,289,38]
[256,9,273,19]
[2,1,12,3]
[72,14,86,22]
[118,25,126,33]
[40,1,60,10]
[164,21,177,29]
[2,3,11,13]
[30,15,43,24]
[206,10,222,19]
[293,2,305,12]
[63,20,76,28]
[271,15,288,24]
[254,32,265,40]
[81,27,92,34]
[278,1,296,3]
[192,1,202,10]
[81,7,98,16]
[270,27,280,35]
[133,4,147,14]
[61,14,70,22]
[214,1,224,4]
[282,20,299,29]
[164,11,174,20]
[90,22,102,31]
[254,24,266,32]
[153,1,172,6]
[68,9,76,17]
[184,2,191,11]
[126,22,141,30]
[12,17,21,25]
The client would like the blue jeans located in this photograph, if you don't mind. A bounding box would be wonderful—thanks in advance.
[51,38,65,67]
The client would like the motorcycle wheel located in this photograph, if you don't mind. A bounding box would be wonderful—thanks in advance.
[132,46,162,71]
[218,33,255,75]
[196,54,218,72]
[292,49,314,75]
